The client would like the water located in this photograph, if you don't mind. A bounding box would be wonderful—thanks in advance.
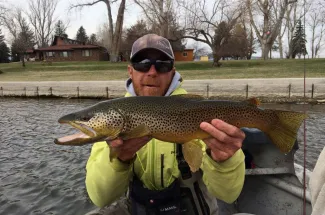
[0,98,97,215]
[0,98,324,215]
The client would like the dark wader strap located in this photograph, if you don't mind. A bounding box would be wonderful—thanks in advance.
[177,144,210,215]
[176,144,192,180]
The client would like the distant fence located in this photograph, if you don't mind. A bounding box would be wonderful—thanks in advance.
[0,79,325,102]
[0,86,115,99]
[0,81,125,99]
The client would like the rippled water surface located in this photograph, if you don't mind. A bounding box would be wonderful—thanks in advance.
[0,98,324,215]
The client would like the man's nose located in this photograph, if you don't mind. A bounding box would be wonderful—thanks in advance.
[146,65,158,76]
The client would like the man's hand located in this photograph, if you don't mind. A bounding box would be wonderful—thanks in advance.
[200,119,245,163]
[107,136,151,162]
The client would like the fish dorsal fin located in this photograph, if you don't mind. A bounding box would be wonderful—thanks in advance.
[244,97,261,106]
[172,94,206,100]
[119,124,151,140]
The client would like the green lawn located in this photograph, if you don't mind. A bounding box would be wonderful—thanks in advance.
[0,59,324,81]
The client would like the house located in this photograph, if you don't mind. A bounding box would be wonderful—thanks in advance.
[173,49,194,61]
[200,56,209,61]
[25,49,36,60]
[26,36,109,62]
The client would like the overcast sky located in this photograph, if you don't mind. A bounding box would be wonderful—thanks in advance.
[10,0,141,38]
[5,0,324,58]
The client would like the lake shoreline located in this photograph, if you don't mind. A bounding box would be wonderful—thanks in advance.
[1,78,325,104]
[1,94,325,105]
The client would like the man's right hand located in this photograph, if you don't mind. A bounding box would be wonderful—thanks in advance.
[107,136,151,162]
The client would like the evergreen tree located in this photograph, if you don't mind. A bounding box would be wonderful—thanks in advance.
[0,30,9,63]
[292,20,307,58]
[76,26,88,43]
[11,43,20,62]
[0,42,10,63]
[54,20,68,37]
[89,33,98,44]
[221,24,248,59]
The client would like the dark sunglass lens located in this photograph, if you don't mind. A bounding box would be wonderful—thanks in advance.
[155,61,173,73]
[133,62,152,72]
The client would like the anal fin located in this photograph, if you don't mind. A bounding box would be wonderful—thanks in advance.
[182,140,203,172]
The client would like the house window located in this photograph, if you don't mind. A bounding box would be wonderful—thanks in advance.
[60,51,69,57]
[47,52,55,57]
[182,52,188,57]
[82,50,92,57]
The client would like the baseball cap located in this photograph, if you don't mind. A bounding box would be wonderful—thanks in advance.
[130,34,175,61]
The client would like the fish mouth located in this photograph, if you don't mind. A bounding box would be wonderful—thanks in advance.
[67,121,97,138]
[54,121,102,145]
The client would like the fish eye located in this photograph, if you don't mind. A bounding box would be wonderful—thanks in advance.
[80,115,92,121]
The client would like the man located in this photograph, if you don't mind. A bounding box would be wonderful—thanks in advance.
[85,34,245,215]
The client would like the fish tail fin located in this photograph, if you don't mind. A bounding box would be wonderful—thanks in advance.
[266,110,308,153]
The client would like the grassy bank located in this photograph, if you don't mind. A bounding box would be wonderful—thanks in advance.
[0,58,324,81]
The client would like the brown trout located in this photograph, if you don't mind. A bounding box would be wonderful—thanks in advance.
[54,95,307,172]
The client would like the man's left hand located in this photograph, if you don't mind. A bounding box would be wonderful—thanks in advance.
[200,119,245,162]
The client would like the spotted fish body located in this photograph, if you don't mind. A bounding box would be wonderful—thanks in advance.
[105,96,272,142]
[55,95,307,171]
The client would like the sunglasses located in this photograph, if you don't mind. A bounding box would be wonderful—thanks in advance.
[131,59,174,73]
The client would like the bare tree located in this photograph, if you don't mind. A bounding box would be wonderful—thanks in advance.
[120,19,150,59]
[271,0,288,59]
[1,9,20,41]
[2,8,35,67]
[70,0,126,62]
[240,9,257,59]
[247,0,297,60]
[96,22,112,51]
[308,2,325,58]
[178,0,242,66]
[0,1,7,22]
[133,0,176,38]
[27,0,58,48]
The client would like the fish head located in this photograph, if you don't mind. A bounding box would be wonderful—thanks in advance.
[55,106,125,145]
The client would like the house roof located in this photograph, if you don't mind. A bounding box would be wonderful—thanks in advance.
[37,44,102,51]
[173,49,195,52]
[51,35,85,46]
[26,49,34,53]
[29,35,107,52]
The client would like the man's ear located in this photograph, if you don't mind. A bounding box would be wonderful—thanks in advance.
[127,65,133,79]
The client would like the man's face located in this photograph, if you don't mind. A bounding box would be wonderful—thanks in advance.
[128,49,175,96]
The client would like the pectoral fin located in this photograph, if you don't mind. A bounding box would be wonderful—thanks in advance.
[105,134,121,162]
[109,145,119,162]
[182,140,203,172]
[120,124,151,140]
